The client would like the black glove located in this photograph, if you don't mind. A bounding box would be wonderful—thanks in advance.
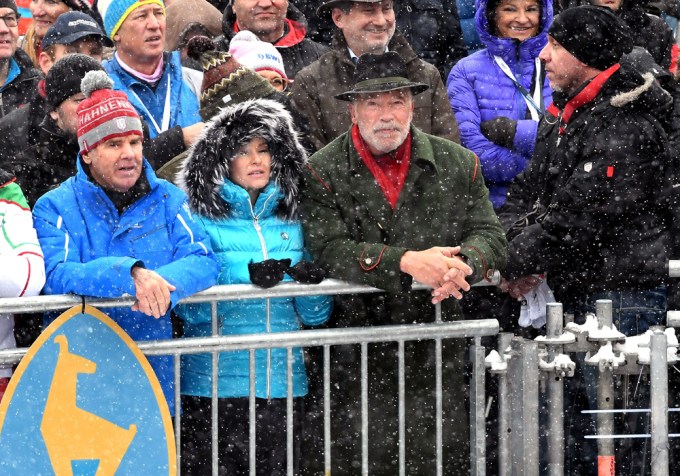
[480,117,517,149]
[287,260,326,284]
[248,258,292,288]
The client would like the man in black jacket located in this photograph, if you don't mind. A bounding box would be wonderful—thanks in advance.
[13,55,109,208]
[0,0,40,117]
[394,0,468,79]
[499,6,672,473]
[500,5,670,323]
[0,12,112,171]
[215,0,328,79]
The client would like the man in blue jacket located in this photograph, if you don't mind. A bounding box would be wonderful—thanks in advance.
[32,70,219,415]
[96,0,204,142]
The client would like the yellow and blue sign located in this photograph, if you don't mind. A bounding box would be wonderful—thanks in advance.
[0,305,176,475]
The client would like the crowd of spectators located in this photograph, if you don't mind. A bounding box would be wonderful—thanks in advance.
[0,0,678,473]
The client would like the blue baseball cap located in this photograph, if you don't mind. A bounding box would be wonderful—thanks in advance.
[42,11,113,50]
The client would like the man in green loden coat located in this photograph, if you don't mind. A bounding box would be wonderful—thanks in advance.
[300,51,507,475]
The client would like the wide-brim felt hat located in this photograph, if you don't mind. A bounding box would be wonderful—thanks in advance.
[335,51,429,101]
[316,0,382,17]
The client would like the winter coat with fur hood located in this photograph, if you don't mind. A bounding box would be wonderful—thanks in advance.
[499,63,673,304]
[447,0,553,209]
[176,99,332,399]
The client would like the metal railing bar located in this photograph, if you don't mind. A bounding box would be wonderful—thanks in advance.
[583,408,680,414]
[435,337,443,476]
[249,350,256,476]
[286,347,294,476]
[323,344,331,475]
[398,340,406,476]
[0,320,500,364]
[211,301,219,476]
[361,342,369,476]
[174,354,181,475]
[0,275,500,315]
[0,281,387,313]
[587,434,680,439]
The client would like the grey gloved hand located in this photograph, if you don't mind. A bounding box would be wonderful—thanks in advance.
[480,117,518,149]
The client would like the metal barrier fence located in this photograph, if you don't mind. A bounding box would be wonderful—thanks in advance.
[488,299,678,476]
[0,279,500,476]
[5,274,680,475]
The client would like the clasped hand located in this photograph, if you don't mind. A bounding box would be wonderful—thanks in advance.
[400,246,473,305]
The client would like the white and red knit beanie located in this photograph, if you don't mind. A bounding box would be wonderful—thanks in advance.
[228,30,287,80]
[77,70,143,153]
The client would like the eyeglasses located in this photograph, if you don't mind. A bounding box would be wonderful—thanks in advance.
[0,13,20,27]
[268,77,290,92]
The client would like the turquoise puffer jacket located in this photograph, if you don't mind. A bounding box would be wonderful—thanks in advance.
[178,180,332,399]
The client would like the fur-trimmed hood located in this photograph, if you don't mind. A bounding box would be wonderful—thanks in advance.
[179,98,307,220]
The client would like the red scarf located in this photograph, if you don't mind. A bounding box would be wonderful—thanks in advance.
[352,124,412,209]
[546,63,620,136]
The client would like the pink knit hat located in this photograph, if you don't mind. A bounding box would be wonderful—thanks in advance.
[228,30,287,80]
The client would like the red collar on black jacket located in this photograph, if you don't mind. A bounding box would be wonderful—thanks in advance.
[234,18,306,47]
[546,63,620,135]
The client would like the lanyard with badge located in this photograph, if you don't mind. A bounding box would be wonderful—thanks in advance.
[128,75,172,135]
[493,56,544,121]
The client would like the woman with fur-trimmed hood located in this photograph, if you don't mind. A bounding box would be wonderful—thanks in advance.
[175,98,332,475]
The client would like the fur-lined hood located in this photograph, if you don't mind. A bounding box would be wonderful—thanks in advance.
[179,98,307,220]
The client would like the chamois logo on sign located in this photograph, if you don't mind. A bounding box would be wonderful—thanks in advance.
[41,334,138,474]
[0,305,176,475]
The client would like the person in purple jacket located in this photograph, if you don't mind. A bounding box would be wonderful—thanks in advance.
[446,0,553,208]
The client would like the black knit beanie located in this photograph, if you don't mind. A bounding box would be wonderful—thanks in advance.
[0,0,17,14]
[548,5,634,71]
[45,54,104,109]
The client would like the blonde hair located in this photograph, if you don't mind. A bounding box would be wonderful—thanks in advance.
[21,23,41,67]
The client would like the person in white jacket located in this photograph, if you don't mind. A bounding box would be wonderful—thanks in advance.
[0,167,45,402]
